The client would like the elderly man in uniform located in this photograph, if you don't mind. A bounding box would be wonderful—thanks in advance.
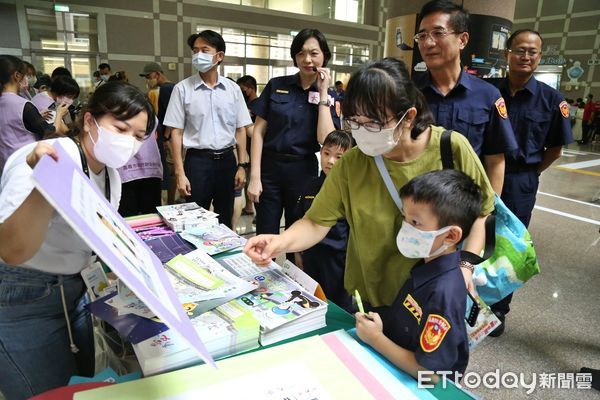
[414,0,518,195]
[164,30,251,228]
[489,29,573,336]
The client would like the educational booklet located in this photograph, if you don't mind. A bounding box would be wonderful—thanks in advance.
[31,142,215,367]
[180,223,246,255]
[217,253,328,345]
[133,300,260,376]
[466,295,502,349]
[165,249,257,314]
[156,203,218,232]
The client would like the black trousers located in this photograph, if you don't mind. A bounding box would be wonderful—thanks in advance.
[118,178,162,217]
[184,149,236,228]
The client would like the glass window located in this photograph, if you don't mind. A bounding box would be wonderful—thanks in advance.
[246,44,269,59]
[224,65,244,81]
[246,65,269,85]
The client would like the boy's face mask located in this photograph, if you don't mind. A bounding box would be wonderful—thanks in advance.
[396,220,451,259]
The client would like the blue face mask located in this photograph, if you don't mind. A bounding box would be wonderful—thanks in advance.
[192,52,217,73]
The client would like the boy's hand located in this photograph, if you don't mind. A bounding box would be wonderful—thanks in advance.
[355,312,383,346]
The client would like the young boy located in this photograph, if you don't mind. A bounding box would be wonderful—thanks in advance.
[295,130,353,312]
[356,169,482,381]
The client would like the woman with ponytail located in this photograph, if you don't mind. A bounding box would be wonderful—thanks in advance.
[0,81,155,399]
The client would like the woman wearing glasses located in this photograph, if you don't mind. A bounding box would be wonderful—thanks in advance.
[245,57,494,315]
[0,82,154,399]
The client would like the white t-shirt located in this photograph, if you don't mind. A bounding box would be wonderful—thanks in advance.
[0,137,122,274]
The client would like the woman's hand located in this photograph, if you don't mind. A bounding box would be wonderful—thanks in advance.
[355,312,384,346]
[26,142,59,169]
[55,103,69,119]
[315,67,331,95]
[243,234,282,266]
[247,177,262,203]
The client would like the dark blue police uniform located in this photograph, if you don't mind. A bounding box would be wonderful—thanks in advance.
[295,173,352,312]
[251,74,340,235]
[491,76,573,316]
[367,251,469,375]
[416,71,518,157]
[497,76,573,228]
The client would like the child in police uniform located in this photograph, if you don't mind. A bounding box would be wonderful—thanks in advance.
[356,169,482,381]
[295,130,354,312]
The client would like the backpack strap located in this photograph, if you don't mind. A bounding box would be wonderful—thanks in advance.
[440,129,454,170]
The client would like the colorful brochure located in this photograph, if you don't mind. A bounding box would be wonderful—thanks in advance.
[180,223,246,255]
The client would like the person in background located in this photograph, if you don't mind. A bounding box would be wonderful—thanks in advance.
[0,82,155,399]
[490,29,573,336]
[97,63,111,86]
[31,75,80,113]
[414,0,518,195]
[236,74,259,217]
[356,169,482,382]
[33,74,52,94]
[334,80,345,103]
[0,55,69,172]
[581,94,596,144]
[51,66,72,79]
[164,30,250,228]
[572,100,585,143]
[108,71,128,83]
[294,130,353,312]
[19,61,37,100]
[247,28,340,250]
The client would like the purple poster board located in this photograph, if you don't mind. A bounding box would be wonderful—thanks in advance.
[31,142,215,367]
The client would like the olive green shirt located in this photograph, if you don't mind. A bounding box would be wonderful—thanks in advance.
[305,126,495,307]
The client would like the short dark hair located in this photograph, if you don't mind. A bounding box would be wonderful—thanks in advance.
[588,94,594,99]
[75,81,156,137]
[51,66,72,79]
[399,169,482,239]
[506,29,544,49]
[419,0,470,33]
[93,70,100,78]
[335,80,343,86]
[290,28,331,68]
[187,30,226,53]
[0,55,26,93]
[342,58,434,139]
[33,74,52,90]
[98,63,111,71]
[323,130,352,151]
[23,61,36,75]
[237,75,257,91]
[50,75,80,98]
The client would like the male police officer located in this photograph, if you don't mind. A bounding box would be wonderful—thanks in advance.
[164,30,251,228]
[490,29,573,336]
[414,0,518,194]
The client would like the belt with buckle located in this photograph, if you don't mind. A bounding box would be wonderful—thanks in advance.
[187,146,235,160]
[262,148,313,161]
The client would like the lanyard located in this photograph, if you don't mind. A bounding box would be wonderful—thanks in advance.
[69,137,111,202]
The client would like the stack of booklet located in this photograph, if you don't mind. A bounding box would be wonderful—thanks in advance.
[217,253,328,346]
[133,300,260,376]
[156,202,218,232]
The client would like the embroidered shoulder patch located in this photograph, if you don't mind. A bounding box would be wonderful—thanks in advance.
[420,314,451,353]
[559,100,570,118]
[495,97,508,119]
[403,294,422,323]
[275,89,289,94]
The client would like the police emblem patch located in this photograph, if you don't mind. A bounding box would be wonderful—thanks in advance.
[495,97,508,119]
[559,101,570,118]
[420,314,451,352]
[403,294,422,323]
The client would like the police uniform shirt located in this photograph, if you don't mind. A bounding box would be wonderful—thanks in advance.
[380,251,469,374]
[416,71,518,157]
[164,74,251,150]
[497,76,573,165]
[251,74,341,156]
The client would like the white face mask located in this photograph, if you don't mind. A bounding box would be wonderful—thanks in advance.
[27,76,37,87]
[56,96,74,106]
[89,119,144,168]
[396,220,452,259]
[351,109,409,157]
[192,52,217,73]
[100,74,110,82]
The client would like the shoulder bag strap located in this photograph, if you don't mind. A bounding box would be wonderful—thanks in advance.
[374,155,403,212]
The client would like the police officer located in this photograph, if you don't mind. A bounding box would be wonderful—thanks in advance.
[247,28,340,240]
[490,29,573,336]
[414,0,518,194]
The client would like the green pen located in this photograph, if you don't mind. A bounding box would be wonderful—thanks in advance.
[355,289,366,314]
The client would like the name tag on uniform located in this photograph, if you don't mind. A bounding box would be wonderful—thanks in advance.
[308,91,320,104]
[275,89,289,94]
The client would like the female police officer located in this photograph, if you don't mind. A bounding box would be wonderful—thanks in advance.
[247,28,340,239]
[0,82,154,399]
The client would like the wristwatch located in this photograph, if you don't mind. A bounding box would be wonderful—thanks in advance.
[317,99,331,106]
[459,260,474,273]
[237,162,249,168]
